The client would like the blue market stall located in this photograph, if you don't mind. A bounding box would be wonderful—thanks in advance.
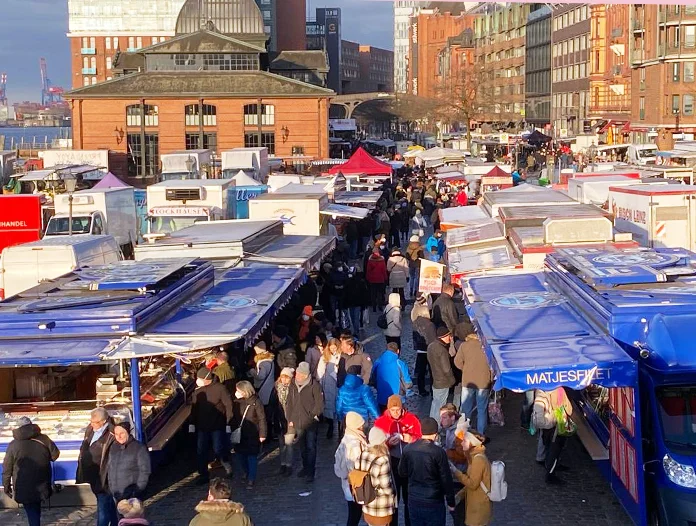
[0,260,307,501]
[464,247,696,526]
[229,170,268,219]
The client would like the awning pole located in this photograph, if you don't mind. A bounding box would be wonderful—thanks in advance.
[175,358,182,384]
[130,358,144,443]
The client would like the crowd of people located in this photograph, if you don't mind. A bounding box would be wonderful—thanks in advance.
[1,168,575,526]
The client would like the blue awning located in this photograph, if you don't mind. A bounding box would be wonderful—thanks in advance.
[466,272,637,391]
[73,259,198,290]
[0,339,116,367]
[146,268,306,344]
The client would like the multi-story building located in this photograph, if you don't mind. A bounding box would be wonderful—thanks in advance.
[436,28,475,94]
[407,7,471,99]
[471,3,530,128]
[394,1,424,93]
[341,40,361,93]
[68,0,307,89]
[589,4,631,144]
[307,8,342,93]
[551,4,591,138]
[630,5,696,139]
[65,9,333,182]
[359,46,394,93]
[525,6,552,128]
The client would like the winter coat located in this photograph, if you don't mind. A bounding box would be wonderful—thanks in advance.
[270,379,292,434]
[453,446,492,526]
[76,423,114,494]
[454,333,492,391]
[356,449,397,519]
[398,438,455,508]
[432,293,459,334]
[2,424,59,504]
[189,500,254,526]
[425,235,446,258]
[334,429,367,501]
[306,346,322,378]
[286,378,324,431]
[371,350,412,406]
[337,345,373,388]
[231,395,267,455]
[106,437,151,501]
[342,275,370,309]
[410,215,427,237]
[251,353,275,405]
[387,253,409,289]
[118,519,150,526]
[191,382,234,432]
[383,293,402,338]
[374,410,422,458]
[427,339,455,389]
[212,362,236,395]
[345,220,359,243]
[317,352,340,419]
[366,255,388,284]
[275,337,298,370]
[335,374,380,422]
[405,242,424,270]
[412,306,435,352]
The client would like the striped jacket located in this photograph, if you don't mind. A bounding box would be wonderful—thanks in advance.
[356,450,397,518]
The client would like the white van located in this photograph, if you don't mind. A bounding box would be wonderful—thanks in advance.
[0,235,122,299]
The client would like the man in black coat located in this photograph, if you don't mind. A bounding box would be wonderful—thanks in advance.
[431,284,460,335]
[76,407,118,526]
[106,421,151,502]
[2,417,60,526]
[286,362,324,483]
[427,327,456,420]
[190,367,234,483]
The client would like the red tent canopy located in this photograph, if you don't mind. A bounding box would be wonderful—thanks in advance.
[483,166,510,178]
[328,147,393,175]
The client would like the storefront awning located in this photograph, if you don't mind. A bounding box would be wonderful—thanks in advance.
[320,203,369,219]
[465,272,637,392]
[334,191,381,207]
[0,339,117,367]
[246,235,336,271]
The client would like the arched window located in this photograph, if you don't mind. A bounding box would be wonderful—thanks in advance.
[90,56,97,70]
[175,0,265,36]
[127,104,159,127]
[243,104,274,126]
[185,104,217,126]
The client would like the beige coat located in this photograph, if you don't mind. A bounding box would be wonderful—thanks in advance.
[454,445,492,526]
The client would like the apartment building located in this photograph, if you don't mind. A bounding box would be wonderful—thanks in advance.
[525,6,552,128]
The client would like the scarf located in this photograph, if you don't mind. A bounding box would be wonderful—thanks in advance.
[344,427,367,444]
[296,375,311,392]
[276,380,290,409]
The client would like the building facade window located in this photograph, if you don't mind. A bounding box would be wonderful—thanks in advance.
[673,94,681,114]
[185,104,217,126]
[185,132,218,150]
[244,132,275,154]
[686,62,695,82]
[673,62,680,82]
[127,133,159,177]
[243,104,275,126]
[106,37,111,50]
[684,94,694,115]
[639,96,645,120]
[106,57,112,70]
[126,104,159,127]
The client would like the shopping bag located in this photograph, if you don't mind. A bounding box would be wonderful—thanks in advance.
[554,406,577,437]
[488,392,505,427]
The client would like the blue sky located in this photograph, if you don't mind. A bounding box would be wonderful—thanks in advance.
[0,0,394,104]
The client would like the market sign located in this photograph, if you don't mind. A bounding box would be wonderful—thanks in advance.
[149,206,211,217]
[419,259,445,294]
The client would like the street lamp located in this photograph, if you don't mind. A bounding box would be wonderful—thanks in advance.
[64,173,78,236]
[185,156,195,179]
[673,108,681,138]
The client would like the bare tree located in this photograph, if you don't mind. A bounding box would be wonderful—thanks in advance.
[387,93,440,140]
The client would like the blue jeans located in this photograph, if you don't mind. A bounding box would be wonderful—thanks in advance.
[349,306,361,333]
[235,453,259,482]
[409,266,419,297]
[96,492,118,526]
[430,387,450,420]
[460,387,491,435]
[197,429,230,478]
[297,423,319,476]
[408,501,445,526]
[23,502,41,526]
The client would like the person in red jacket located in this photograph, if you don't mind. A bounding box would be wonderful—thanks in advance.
[456,188,468,207]
[375,395,422,526]
[366,248,388,312]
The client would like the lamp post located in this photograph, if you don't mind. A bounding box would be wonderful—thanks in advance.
[185,156,195,180]
[64,174,77,236]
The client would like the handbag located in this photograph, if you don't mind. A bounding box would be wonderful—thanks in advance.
[230,404,251,445]
[377,306,392,330]
[487,391,505,427]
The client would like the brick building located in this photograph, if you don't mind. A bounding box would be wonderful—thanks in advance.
[407,7,471,99]
[68,0,307,89]
[589,4,632,144]
[551,4,591,138]
[64,28,333,182]
[436,28,475,94]
[631,5,696,140]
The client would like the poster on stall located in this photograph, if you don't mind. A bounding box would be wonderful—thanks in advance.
[419,259,445,294]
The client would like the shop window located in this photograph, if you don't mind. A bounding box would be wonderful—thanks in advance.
[185,132,217,150]
[127,133,159,177]
[244,132,275,154]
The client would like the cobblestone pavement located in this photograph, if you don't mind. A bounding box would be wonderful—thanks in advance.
[0,305,633,526]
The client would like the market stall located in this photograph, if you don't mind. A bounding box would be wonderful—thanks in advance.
[327,147,393,177]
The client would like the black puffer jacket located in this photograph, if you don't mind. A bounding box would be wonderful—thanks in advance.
[106,437,151,501]
[231,394,267,455]
[2,424,60,504]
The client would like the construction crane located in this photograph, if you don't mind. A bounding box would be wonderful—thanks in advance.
[0,73,6,106]
[39,58,64,106]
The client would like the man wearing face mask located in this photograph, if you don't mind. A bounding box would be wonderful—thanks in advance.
[190,367,234,484]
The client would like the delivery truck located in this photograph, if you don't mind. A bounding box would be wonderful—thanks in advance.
[0,235,121,299]
[609,184,696,252]
[146,180,235,236]
[0,195,53,255]
[221,148,269,182]
[160,149,213,181]
[45,187,137,257]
